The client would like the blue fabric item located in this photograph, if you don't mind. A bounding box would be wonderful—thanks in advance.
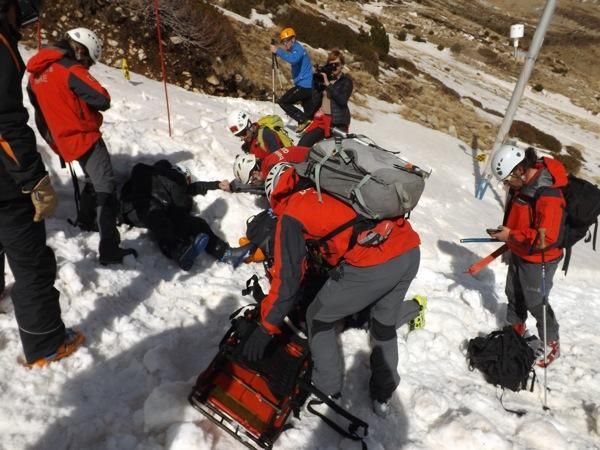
[276,42,313,88]
[178,233,209,271]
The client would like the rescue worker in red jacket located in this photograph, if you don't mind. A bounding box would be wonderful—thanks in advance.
[0,0,84,368]
[27,27,135,265]
[489,144,567,367]
[227,110,287,160]
[242,163,422,416]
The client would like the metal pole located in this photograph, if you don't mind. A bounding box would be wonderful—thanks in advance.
[476,0,557,199]
[539,228,549,410]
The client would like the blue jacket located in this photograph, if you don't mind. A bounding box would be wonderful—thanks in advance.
[276,41,313,89]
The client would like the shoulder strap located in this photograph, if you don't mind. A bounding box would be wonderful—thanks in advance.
[301,381,369,449]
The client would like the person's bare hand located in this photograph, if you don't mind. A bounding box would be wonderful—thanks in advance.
[219,180,231,192]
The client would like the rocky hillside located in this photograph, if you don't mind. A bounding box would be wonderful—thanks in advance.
[22,0,600,173]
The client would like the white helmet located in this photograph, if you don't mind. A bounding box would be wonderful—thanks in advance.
[66,27,102,63]
[265,162,292,201]
[233,154,258,184]
[227,110,251,136]
[491,144,526,180]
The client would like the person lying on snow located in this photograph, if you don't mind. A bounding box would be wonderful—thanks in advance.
[120,160,252,271]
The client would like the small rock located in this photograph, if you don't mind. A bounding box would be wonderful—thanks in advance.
[138,49,147,61]
[206,75,220,86]
[448,125,458,137]
[107,39,119,48]
[170,36,184,45]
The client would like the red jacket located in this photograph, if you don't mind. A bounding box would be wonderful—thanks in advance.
[260,146,310,178]
[26,47,110,162]
[504,157,567,263]
[260,168,421,334]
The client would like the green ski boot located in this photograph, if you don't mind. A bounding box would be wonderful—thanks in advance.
[409,295,427,331]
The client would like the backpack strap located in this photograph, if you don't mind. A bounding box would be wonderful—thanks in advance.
[301,381,369,449]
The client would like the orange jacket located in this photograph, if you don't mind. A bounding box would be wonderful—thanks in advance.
[27,48,110,162]
[504,157,567,263]
[260,168,420,334]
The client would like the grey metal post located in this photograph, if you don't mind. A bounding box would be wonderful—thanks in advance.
[477,0,557,199]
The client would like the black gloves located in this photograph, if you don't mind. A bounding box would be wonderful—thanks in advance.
[243,325,273,361]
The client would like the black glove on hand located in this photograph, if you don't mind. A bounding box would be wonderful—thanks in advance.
[243,325,273,361]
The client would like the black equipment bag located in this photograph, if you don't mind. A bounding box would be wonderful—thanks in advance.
[467,326,535,392]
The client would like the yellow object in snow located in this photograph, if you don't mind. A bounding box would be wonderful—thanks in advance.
[121,58,130,81]
[475,153,487,162]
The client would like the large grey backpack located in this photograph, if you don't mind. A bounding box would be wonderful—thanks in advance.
[294,132,431,220]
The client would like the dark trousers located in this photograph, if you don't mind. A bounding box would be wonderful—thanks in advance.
[0,198,65,363]
[145,210,228,260]
[278,86,314,124]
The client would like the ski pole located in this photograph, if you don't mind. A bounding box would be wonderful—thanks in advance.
[466,244,508,275]
[271,40,277,112]
[460,238,499,244]
[539,228,549,410]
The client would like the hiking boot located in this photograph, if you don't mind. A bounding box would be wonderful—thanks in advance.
[536,340,560,368]
[220,243,255,268]
[372,398,391,417]
[176,233,209,271]
[295,120,312,133]
[409,295,427,331]
[99,247,138,266]
[512,322,526,337]
[25,328,85,368]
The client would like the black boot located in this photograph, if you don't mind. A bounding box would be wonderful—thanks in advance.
[97,193,137,265]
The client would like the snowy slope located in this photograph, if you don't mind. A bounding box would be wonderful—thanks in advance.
[0,45,599,450]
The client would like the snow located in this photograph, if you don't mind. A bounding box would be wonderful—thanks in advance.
[1,39,599,450]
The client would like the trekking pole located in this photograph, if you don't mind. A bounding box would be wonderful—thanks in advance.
[460,238,499,243]
[539,228,549,410]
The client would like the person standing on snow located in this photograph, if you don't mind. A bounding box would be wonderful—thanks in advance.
[241,163,425,416]
[0,0,84,368]
[27,27,136,265]
[298,49,353,148]
[270,27,314,133]
[488,144,566,367]
[227,110,288,160]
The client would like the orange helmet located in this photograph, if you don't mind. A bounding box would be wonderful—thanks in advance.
[279,27,296,42]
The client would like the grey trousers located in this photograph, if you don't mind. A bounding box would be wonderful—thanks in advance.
[505,253,560,341]
[77,138,116,195]
[77,139,121,257]
[306,247,420,400]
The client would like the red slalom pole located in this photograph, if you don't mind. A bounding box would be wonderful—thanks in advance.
[153,0,172,137]
[36,20,41,49]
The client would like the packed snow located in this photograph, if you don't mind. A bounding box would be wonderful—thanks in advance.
[1,41,599,450]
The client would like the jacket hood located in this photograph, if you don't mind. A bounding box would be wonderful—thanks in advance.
[26,47,65,75]
[522,157,568,197]
[268,167,299,215]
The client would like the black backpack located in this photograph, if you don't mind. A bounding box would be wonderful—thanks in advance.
[558,174,600,271]
[467,326,535,393]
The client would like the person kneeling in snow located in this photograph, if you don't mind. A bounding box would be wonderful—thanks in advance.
[242,163,423,416]
[120,160,251,271]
